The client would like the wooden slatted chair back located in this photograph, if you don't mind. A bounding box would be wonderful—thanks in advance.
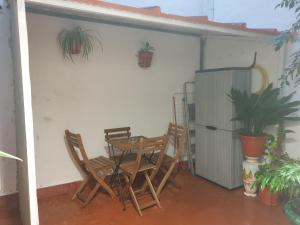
[104,127,131,142]
[65,130,90,174]
[65,130,116,204]
[104,127,131,157]
[167,123,186,162]
[65,130,96,175]
[130,135,167,182]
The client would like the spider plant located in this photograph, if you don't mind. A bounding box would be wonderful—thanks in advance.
[255,162,300,196]
[58,25,103,62]
[229,83,300,136]
[0,150,22,161]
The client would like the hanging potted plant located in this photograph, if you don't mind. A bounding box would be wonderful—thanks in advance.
[229,83,300,161]
[58,25,102,62]
[137,42,155,68]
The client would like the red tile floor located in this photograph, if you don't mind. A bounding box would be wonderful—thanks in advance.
[39,172,290,225]
[0,196,22,225]
[3,172,290,225]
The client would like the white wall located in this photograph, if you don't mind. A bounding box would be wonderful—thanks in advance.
[27,13,200,188]
[204,36,285,86]
[0,1,17,196]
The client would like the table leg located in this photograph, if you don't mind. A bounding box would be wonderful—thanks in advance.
[109,150,125,186]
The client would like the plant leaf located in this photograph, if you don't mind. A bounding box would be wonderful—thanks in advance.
[0,151,22,161]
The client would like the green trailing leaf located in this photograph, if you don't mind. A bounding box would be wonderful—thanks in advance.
[255,162,300,198]
[0,150,22,161]
[58,25,103,62]
[229,83,300,136]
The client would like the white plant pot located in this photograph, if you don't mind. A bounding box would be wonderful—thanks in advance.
[242,160,262,197]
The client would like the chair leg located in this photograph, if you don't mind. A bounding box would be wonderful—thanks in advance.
[94,176,116,199]
[140,167,159,194]
[144,171,161,208]
[156,162,176,197]
[129,186,143,216]
[124,175,143,216]
[117,173,127,211]
[72,176,89,200]
[83,183,101,206]
[168,163,181,189]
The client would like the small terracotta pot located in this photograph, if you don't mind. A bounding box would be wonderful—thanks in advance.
[138,51,153,68]
[240,135,266,161]
[259,187,280,206]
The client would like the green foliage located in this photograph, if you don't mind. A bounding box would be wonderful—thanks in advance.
[58,25,102,62]
[0,150,22,161]
[265,125,293,164]
[140,42,155,52]
[275,0,300,87]
[255,162,300,197]
[229,83,300,136]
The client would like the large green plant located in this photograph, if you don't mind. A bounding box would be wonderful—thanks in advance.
[229,83,300,136]
[58,25,102,62]
[255,162,300,196]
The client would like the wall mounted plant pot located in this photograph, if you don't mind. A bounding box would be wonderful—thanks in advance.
[138,51,153,68]
[240,135,266,162]
[284,198,300,225]
[259,187,280,206]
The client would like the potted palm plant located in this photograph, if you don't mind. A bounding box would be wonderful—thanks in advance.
[58,25,102,62]
[229,83,300,161]
[138,42,155,68]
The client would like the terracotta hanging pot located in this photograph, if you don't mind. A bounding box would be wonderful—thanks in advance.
[259,187,280,206]
[70,41,82,54]
[138,51,153,68]
[240,135,266,162]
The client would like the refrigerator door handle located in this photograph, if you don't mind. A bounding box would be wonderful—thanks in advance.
[205,125,217,131]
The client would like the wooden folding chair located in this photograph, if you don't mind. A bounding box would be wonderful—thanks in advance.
[120,136,167,216]
[104,127,132,160]
[65,130,116,206]
[153,123,186,197]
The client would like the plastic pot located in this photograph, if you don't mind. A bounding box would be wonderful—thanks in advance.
[259,187,280,206]
[240,135,266,161]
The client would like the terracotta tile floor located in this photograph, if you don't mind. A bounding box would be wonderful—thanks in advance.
[0,202,22,225]
[36,172,289,225]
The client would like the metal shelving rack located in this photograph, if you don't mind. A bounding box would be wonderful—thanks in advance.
[183,81,196,176]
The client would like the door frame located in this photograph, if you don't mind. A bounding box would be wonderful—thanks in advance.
[10,0,39,224]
